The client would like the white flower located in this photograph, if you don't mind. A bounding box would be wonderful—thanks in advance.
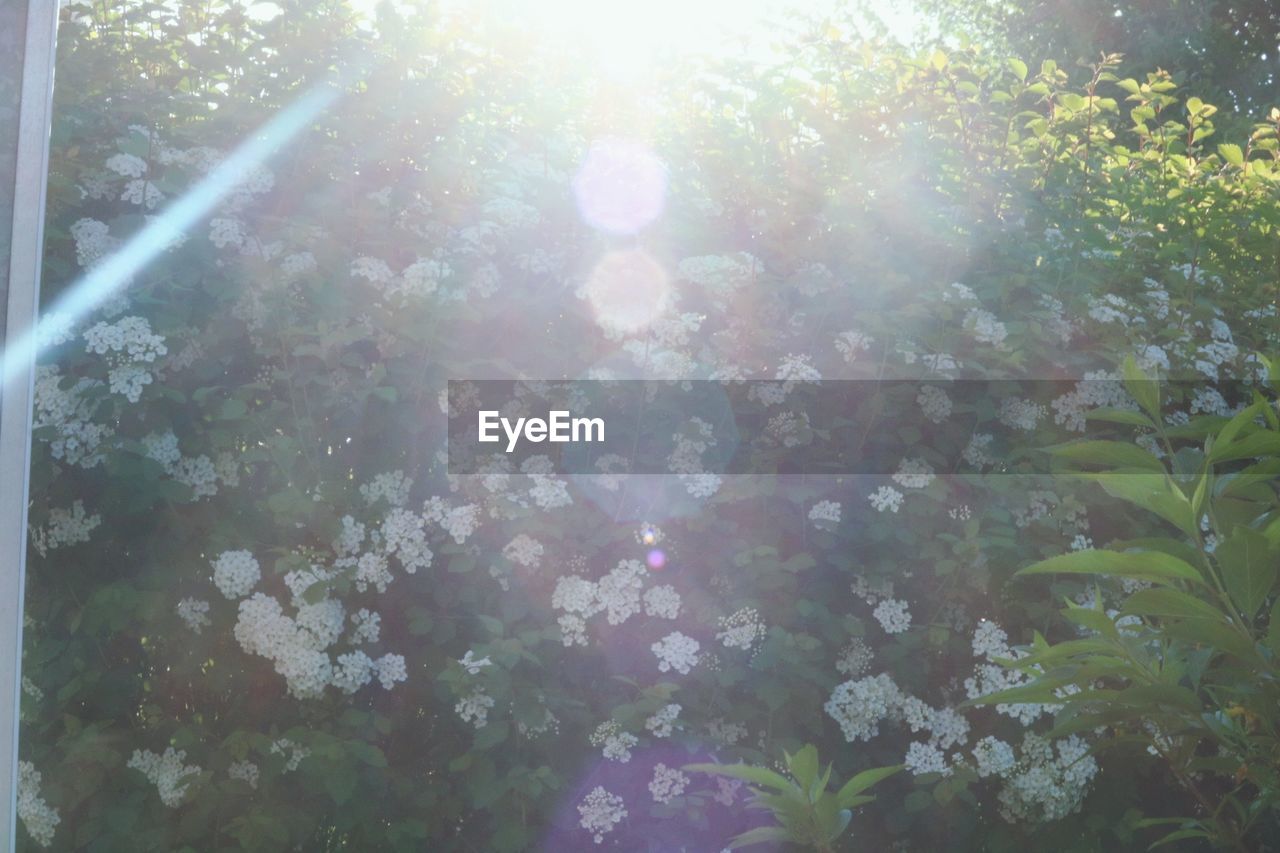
[503,534,544,567]
[212,550,261,599]
[359,471,412,507]
[645,703,681,738]
[892,457,935,489]
[873,599,912,634]
[374,653,408,689]
[917,385,952,423]
[280,251,317,277]
[105,153,147,177]
[16,761,59,847]
[455,688,495,729]
[459,650,493,675]
[120,177,163,208]
[209,217,244,249]
[128,747,201,807]
[649,764,690,804]
[176,598,211,633]
[777,353,821,381]
[643,585,681,619]
[331,651,374,694]
[868,486,904,513]
[971,621,1009,661]
[652,631,700,674]
[578,786,627,844]
[904,741,951,776]
[996,734,1098,823]
[70,217,116,267]
[964,307,1008,347]
[29,500,100,556]
[270,738,310,771]
[835,330,873,362]
[825,673,905,742]
[962,433,995,468]
[972,737,1016,778]
[835,639,874,676]
[228,760,259,789]
[590,720,638,762]
[351,256,394,284]
[808,500,841,524]
[999,398,1045,431]
[716,607,767,651]
[350,608,381,644]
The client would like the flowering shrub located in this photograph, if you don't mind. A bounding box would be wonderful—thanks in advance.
[981,360,1280,849]
[16,2,1280,851]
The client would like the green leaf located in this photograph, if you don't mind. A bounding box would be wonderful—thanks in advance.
[1208,431,1280,464]
[1008,58,1028,81]
[1218,143,1244,165]
[1215,527,1277,618]
[785,745,819,790]
[1121,588,1225,623]
[836,765,902,809]
[473,721,509,750]
[1213,401,1263,449]
[1162,619,1258,662]
[1083,473,1197,536]
[1150,828,1212,848]
[1086,407,1156,427]
[1049,441,1164,471]
[1016,548,1205,586]
[685,763,793,792]
[1268,599,1280,656]
[727,827,791,849]
[1122,354,1162,420]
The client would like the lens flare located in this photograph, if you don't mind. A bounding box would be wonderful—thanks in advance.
[583,249,671,335]
[646,549,666,570]
[572,139,666,235]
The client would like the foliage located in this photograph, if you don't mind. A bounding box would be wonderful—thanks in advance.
[910,0,1280,115]
[15,1,1280,851]
[981,356,1280,849]
[686,745,902,851]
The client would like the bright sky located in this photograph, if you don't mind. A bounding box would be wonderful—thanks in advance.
[318,0,926,80]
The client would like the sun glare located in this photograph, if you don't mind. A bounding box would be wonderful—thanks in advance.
[340,0,923,79]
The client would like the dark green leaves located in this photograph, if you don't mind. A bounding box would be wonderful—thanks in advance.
[1215,527,1278,618]
[1017,548,1205,585]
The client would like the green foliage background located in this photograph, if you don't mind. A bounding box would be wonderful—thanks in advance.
[17,1,1280,850]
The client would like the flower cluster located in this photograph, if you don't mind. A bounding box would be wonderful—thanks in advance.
[212,550,261,599]
[228,760,259,789]
[716,607,767,651]
[652,631,700,674]
[645,703,681,738]
[649,764,690,804]
[872,598,912,634]
[176,597,211,633]
[589,720,638,763]
[83,316,168,402]
[578,786,627,844]
[808,500,841,525]
[30,500,101,556]
[17,761,59,848]
[269,739,310,772]
[128,747,201,808]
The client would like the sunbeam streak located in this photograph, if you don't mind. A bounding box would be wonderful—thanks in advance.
[1,83,340,387]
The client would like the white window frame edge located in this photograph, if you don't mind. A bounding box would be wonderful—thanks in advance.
[2,2,59,849]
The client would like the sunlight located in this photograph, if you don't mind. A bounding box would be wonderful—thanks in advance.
[343,0,924,78]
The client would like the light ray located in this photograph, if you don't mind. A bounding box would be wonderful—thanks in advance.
[2,83,340,386]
